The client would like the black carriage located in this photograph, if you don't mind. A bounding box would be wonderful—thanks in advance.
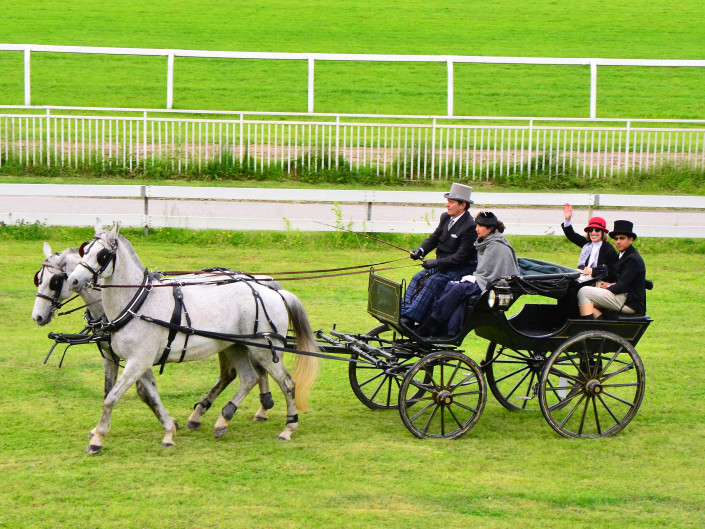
[316,258,651,440]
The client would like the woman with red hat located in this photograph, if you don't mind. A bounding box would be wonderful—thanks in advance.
[561,203,618,283]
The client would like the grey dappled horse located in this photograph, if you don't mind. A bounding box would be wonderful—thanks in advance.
[31,243,285,445]
[66,221,319,453]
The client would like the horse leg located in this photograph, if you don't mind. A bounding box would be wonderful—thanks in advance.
[186,348,238,430]
[252,354,299,441]
[86,358,155,454]
[251,358,275,422]
[135,370,179,447]
[213,353,261,438]
[88,355,120,438]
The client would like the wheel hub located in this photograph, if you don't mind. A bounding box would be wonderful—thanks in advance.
[436,389,453,406]
[585,379,602,396]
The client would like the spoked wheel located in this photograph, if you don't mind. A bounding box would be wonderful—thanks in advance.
[539,331,645,438]
[484,342,548,411]
[399,351,487,439]
[349,324,419,410]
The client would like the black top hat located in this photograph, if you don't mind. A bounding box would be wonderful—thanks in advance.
[475,211,499,228]
[609,220,637,240]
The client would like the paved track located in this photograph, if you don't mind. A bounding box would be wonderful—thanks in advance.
[2,195,704,232]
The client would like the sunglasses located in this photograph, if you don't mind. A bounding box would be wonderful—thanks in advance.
[586,227,603,233]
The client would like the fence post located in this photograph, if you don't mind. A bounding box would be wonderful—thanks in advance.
[143,111,148,172]
[142,185,149,235]
[527,119,533,179]
[590,60,597,119]
[45,108,51,168]
[335,115,340,169]
[624,121,631,175]
[166,52,174,110]
[431,118,437,180]
[307,56,315,113]
[447,59,454,117]
[24,46,31,106]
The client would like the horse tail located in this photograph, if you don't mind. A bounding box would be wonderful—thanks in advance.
[279,290,319,411]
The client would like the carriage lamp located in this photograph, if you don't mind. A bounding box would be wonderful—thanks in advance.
[488,279,513,311]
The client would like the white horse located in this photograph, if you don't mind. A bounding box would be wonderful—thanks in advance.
[32,243,177,440]
[31,243,284,444]
[66,221,319,454]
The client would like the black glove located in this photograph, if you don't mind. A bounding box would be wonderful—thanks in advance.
[421,259,438,269]
[409,249,423,260]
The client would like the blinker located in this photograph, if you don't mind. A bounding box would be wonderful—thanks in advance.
[97,248,112,267]
[78,241,90,257]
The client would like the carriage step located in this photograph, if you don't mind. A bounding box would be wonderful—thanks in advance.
[515,396,535,401]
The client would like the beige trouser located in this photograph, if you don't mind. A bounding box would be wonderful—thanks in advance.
[577,286,636,314]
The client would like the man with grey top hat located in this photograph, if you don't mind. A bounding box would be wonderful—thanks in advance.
[577,219,647,319]
[401,183,478,327]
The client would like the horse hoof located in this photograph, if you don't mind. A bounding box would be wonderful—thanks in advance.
[86,444,102,454]
[214,426,228,438]
[252,416,268,422]
[277,435,291,441]
[186,420,202,431]
[161,442,175,448]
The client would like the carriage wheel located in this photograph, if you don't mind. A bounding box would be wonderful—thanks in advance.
[484,342,548,412]
[348,324,419,410]
[539,331,645,438]
[399,351,486,439]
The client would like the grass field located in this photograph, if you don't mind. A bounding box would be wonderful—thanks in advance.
[1,1,705,117]
[1,229,704,528]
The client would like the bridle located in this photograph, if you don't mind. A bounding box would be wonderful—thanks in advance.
[77,235,118,284]
[34,258,70,312]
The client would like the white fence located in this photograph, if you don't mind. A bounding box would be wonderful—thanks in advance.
[2,110,705,180]
[2,184,704,238]
[3,44,705,117]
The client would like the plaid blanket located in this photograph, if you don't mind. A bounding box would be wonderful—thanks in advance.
[401,263,476,323]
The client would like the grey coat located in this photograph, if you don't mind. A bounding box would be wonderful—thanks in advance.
[473,230,520,291]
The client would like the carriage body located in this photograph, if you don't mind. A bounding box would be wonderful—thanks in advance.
[347,262,651,439]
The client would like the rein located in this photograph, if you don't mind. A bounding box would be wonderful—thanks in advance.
[156,257,409,278]
[95,262,419,289]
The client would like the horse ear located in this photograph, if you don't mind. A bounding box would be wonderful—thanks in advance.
[43,241,52,259]
[113,221,121,236]
[94,217,102,235]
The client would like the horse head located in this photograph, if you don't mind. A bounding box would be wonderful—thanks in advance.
[68,219,121,292]
[32,242,74,326]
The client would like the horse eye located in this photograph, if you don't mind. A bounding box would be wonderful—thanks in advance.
[34,271,41,287]
[79,241,90,257]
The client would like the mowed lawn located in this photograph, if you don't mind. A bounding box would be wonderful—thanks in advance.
[0,235,703,528]
[0,0,704,117]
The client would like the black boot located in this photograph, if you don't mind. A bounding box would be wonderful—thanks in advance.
[416,317,443,337]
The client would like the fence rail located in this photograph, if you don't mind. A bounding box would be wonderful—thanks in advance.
[2,184,703,238]
[4,44,705,117]
[2,111,705,180]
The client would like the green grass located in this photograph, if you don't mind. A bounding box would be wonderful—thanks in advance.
[1,0,705,118]
[1,230,704,528]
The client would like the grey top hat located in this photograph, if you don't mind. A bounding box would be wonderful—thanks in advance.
[444,183,474,204]
[609,219,637,240]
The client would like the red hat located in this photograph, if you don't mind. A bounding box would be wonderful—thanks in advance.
[585,217,608,233]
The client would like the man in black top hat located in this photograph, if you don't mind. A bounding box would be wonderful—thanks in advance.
[577,220,647,318]
[401,183,479,326]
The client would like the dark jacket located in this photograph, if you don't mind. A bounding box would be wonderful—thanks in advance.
[420,212,478,272]
[607,245,647,314]
[562,223,618,282]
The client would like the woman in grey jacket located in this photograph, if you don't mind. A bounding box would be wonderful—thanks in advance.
[417,211,519,337]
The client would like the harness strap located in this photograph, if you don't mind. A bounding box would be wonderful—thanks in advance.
[156,284,186,374]
[104,269,153,332]
[138,314,360,364]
